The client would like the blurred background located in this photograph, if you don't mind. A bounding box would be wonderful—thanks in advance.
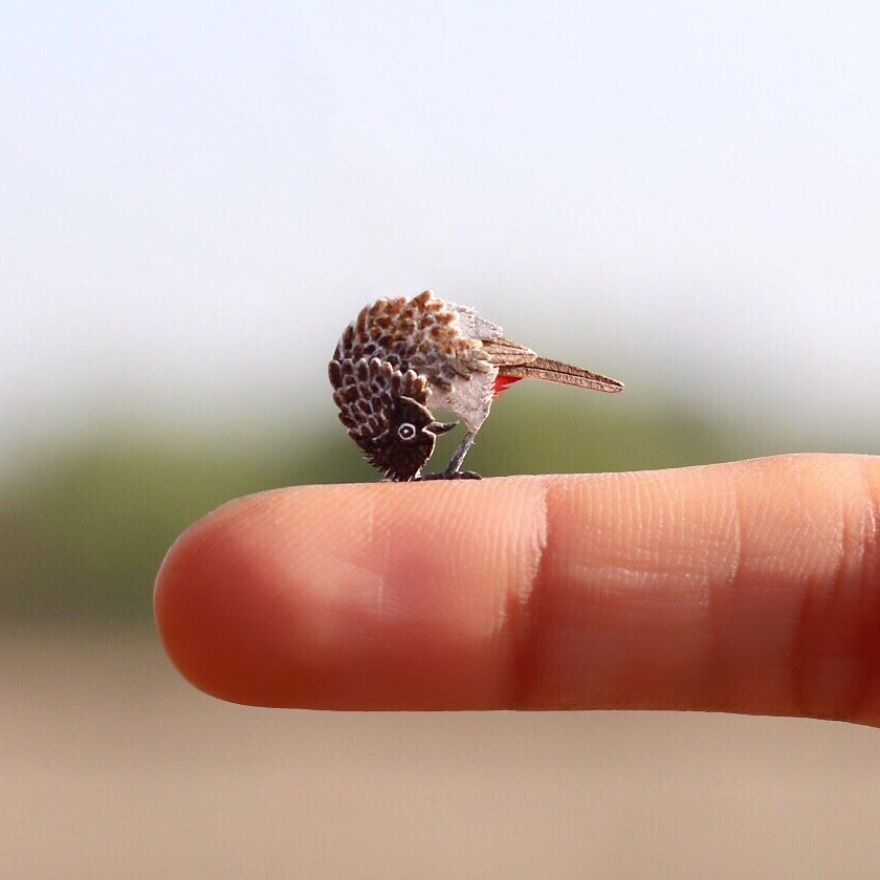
[2,1,879,877]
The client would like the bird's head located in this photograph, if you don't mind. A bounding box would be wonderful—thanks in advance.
[360,395,454,481]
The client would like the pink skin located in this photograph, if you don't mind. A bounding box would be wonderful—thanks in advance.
[154,454,880,725]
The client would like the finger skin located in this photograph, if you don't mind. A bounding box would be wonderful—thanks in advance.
[154,454,880,724]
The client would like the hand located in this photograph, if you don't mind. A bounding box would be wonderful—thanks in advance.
[154,454,880,726]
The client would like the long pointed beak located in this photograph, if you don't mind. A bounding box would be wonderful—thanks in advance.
[429,420,457,436]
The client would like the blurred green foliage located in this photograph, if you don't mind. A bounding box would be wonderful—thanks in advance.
[0,391,752,624]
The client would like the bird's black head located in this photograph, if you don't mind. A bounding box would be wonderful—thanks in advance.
[361,395,454,481]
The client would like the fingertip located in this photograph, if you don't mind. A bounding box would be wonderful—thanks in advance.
[154,479,549,709]
[153,489,301,704]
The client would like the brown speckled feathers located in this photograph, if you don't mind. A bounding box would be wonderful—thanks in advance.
[330,291,491,395]
[329,357,429,441]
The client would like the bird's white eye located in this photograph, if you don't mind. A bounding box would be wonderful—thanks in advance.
[397,422,417,441]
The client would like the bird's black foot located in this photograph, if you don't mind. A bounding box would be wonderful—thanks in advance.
[417,470,482,481]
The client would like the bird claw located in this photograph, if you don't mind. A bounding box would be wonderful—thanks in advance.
[417,470,482,481]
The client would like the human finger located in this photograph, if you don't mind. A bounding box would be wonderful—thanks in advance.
[154,454,880,724]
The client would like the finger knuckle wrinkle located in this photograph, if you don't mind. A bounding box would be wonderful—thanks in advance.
[797,461,880,723]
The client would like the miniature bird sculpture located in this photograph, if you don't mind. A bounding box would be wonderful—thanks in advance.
[329,290,623,481]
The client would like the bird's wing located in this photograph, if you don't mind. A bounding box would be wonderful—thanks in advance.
[479,337,538,367]
[446,302,506,342]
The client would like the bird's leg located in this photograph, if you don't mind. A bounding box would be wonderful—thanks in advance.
[432,430,480,479]
[445,431,476,473]
[415,432,482,480]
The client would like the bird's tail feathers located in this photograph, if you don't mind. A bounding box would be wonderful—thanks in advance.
[499,358,624,393]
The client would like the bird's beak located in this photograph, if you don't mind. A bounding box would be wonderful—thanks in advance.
[429,420,457,436]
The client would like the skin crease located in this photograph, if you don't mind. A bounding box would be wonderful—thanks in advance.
[154,454,880,725]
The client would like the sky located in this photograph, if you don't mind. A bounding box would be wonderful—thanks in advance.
[2,1,878,463]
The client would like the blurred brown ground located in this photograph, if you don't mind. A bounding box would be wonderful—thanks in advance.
[3,627,879,879]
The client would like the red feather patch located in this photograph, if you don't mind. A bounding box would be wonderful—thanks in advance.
[492,375,523,399]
